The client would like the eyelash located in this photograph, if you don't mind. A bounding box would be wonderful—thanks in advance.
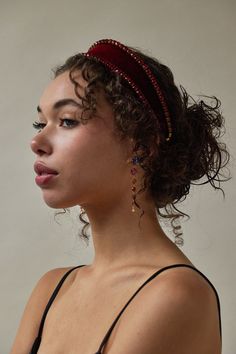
[32,118,79,131]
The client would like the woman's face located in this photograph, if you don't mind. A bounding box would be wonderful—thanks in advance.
[30,70,132,209]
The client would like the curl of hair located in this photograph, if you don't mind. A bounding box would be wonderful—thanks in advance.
[53,47,231,246]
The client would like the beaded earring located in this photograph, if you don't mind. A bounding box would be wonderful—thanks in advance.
[130,154,143,213]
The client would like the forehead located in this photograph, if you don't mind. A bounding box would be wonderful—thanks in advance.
[38,70,86,112]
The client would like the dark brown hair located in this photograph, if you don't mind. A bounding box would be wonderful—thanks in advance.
[52,46,231,247]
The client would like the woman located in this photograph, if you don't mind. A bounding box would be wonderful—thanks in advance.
[11,39,229,354]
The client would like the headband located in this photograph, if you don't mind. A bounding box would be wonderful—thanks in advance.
[84,39,172,141]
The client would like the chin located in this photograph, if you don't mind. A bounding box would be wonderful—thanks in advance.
[42,195,79,209]
[41,187,87,209]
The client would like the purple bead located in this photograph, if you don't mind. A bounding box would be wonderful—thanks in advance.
[132,156,141,165]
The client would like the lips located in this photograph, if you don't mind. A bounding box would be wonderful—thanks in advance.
[34,162,58,176]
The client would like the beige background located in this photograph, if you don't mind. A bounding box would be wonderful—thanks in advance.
[0,0,235,353]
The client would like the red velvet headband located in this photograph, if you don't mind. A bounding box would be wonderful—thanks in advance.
[84,39,172,141]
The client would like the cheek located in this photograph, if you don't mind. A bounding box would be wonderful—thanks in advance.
[55,123,129,192]
[43,132,130,208]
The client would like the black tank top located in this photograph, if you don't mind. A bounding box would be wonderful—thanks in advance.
[29,264,222,354]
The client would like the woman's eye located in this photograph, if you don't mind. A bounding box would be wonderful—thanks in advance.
[59,118,79,128]
[32,118,79,132]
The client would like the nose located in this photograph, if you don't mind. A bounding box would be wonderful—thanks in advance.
[30,134,52,156]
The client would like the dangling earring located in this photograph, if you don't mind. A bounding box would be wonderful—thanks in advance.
[130,155,142,213]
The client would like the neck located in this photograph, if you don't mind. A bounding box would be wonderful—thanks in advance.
[82,195,171,275]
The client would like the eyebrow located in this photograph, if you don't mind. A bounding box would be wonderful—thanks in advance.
[37,98,81,114]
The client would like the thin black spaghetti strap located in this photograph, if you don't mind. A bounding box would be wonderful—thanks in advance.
[36,265,86,340]
[30,265,87,354]
[96,264,222,353]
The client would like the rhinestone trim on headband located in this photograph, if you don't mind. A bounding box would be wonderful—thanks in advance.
[84,39,172,141]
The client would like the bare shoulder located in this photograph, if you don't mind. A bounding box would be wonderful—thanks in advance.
[10,266,75,354]
[109,266,221,354]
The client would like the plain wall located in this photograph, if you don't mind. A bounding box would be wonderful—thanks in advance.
[0,0,235,352]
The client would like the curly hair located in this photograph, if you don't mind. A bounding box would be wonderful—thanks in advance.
[52,46,231,247]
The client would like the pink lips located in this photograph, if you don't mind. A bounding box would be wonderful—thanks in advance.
[34,162,58,186]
